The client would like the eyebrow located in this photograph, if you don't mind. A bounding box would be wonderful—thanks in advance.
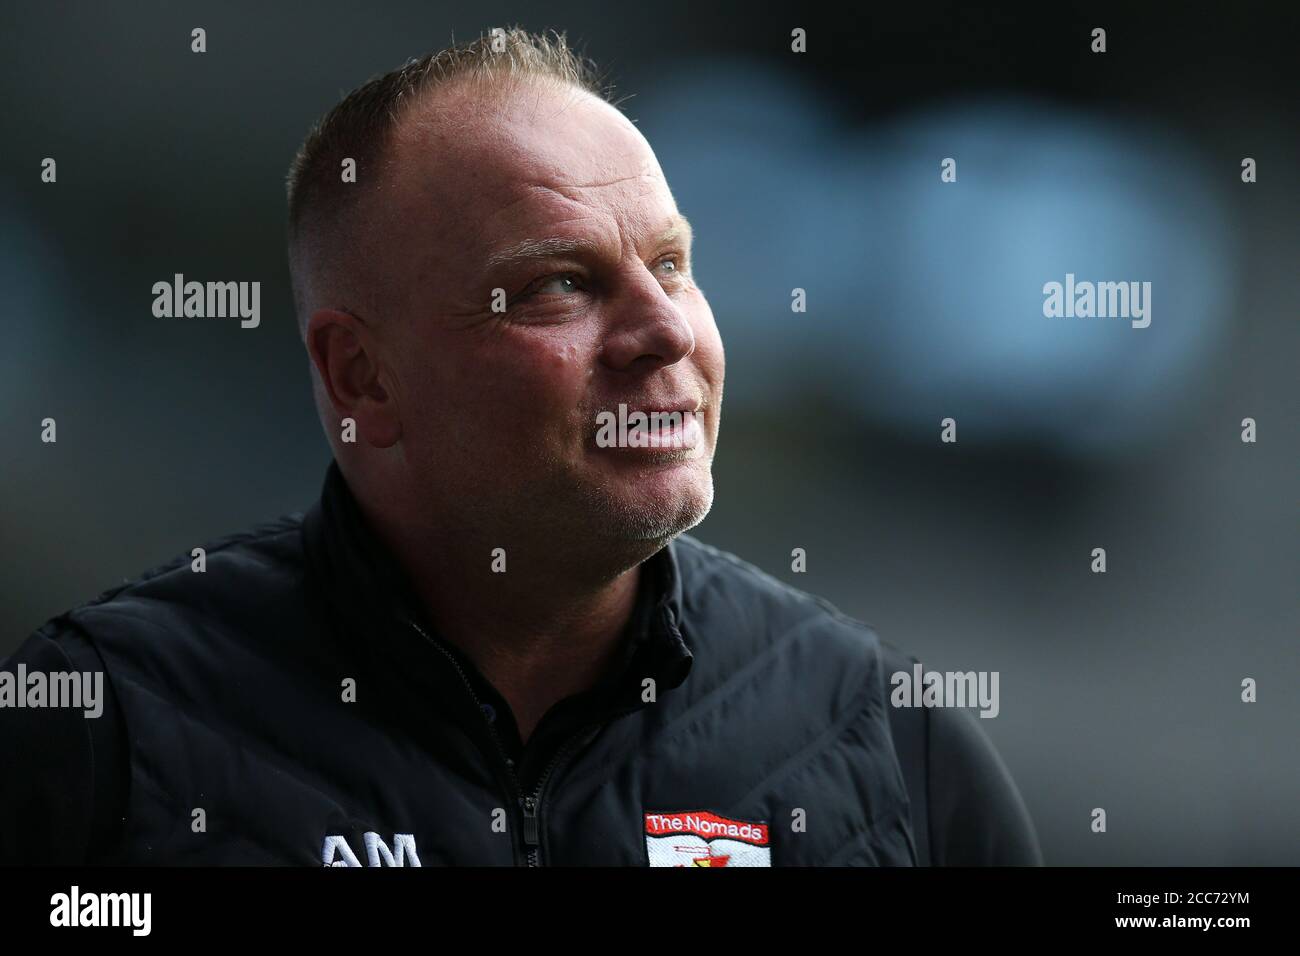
[484,214,694,271]
[656,214,693,249]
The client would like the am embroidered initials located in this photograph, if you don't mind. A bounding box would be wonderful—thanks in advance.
[322,832,421,867]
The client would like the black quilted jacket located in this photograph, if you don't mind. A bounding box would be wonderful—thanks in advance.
[1,462,1041,866]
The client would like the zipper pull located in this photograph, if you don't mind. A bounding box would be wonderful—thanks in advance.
[520,796,540,846]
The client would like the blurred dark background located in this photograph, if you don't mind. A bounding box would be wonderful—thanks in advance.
[1,1,1296,864]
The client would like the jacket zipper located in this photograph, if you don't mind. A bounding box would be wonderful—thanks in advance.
[518,727,596,865]
[407,618,613,867]
[518,699,645,865]
[405,619,531,862]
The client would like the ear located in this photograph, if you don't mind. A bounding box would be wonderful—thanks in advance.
[305,309,402,448]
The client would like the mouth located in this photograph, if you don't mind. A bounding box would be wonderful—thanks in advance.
[592,401,705,453]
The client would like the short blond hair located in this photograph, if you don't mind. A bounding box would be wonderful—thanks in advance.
[285,26,612,329]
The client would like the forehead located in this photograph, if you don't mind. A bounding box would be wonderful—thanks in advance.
[384,80,677,257]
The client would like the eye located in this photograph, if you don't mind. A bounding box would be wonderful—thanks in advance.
[657,256,679,274]
[532,273,583,296]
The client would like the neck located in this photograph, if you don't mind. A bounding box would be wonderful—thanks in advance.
[361,499,655,744]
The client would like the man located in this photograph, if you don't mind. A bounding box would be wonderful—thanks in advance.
[0,28,1041,866]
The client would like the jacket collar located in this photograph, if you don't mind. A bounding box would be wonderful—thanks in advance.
[301,460,693,714]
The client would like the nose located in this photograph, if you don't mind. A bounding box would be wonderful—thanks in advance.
[599,263,696,372]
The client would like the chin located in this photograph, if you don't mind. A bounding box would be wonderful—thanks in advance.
[600,468,715,544]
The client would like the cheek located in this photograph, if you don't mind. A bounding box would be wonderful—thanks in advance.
[453,335,594,442]
[691,304,726,386]
[503,338,588,405]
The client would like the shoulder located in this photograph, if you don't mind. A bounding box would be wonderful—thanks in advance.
[872,641,1042,865]
[1,514,307,863]
[40,512,307,625]
[671,536,1042,866]
[0,620,109,862]
[667,534,898,753]
[47,512,308,665]
[923,702,1043,865]
[15,512,311,742]
[670,533,883,659]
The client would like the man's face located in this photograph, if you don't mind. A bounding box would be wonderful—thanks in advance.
[373,79,724,551]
